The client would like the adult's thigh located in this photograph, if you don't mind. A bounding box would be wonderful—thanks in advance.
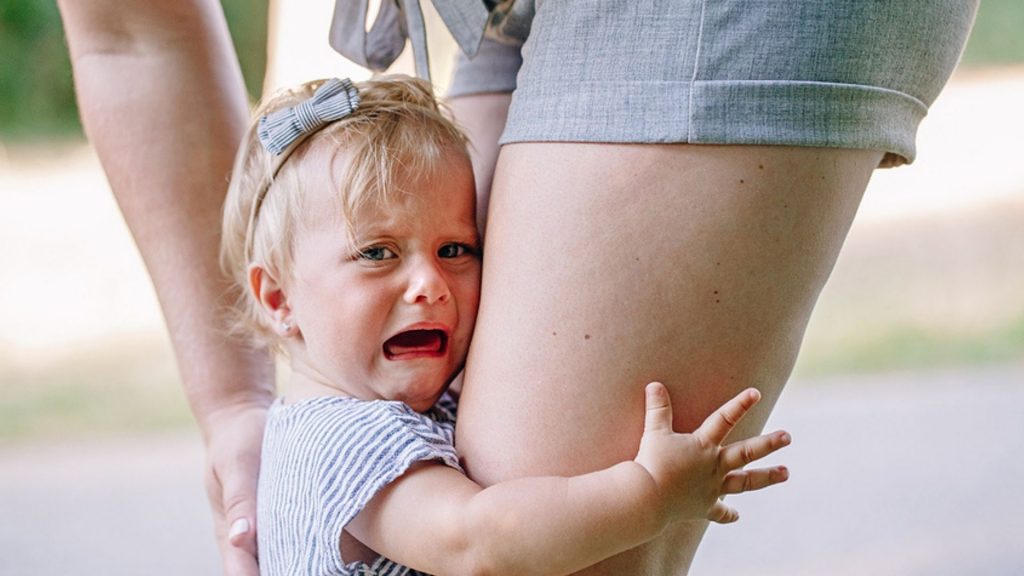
[458,142,882,574]
[446,92,512,234]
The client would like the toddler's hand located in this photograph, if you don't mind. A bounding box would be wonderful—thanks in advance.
[634,382,790,524]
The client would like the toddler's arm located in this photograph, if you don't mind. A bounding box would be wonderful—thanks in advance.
[347,383,790,575]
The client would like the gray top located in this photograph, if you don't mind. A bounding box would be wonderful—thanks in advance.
[328,0,533,81]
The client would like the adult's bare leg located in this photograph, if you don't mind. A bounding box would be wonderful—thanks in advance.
[446,93,512,235]
[58,2,273,573]
[458,142,883,574]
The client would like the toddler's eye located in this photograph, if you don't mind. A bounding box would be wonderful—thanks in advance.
[358,246,397,261]
[438,243,475,258]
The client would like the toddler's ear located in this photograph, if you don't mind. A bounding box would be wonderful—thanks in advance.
[248,264,292,334]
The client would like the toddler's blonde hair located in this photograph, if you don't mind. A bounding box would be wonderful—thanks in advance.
[220,75,469,349]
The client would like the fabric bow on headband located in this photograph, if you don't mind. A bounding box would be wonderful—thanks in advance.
[244,78,360,261]
[258,77,360,156]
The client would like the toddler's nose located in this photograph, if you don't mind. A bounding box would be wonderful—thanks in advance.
[404,258,451,305]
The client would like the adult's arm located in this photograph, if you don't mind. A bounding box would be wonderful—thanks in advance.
[57,1,274,573]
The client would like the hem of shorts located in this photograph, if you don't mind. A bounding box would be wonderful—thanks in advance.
[499,79,928,164]
[446,43,522,98]
[447,77,518,98]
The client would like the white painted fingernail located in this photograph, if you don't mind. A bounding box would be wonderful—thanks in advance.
[229,518,250,540]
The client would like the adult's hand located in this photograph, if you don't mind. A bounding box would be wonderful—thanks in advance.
[204,402,270,575]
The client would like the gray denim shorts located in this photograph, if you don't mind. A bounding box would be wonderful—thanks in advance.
[447,0,978,166]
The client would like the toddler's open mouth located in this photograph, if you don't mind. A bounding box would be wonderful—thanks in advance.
[383,329,448,359]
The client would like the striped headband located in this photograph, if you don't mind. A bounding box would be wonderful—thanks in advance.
[244,78,360,260]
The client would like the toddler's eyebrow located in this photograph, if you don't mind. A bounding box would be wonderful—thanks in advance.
[457,231,482,248]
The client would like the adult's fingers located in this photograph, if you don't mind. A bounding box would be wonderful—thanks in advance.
[200,402,268,575]
[695,388,760,446]
[719,430,791,471]
[229,518,254,548]
[643,382,674,434]
[221,538,261,576]
[208,476,260,576]
[222,470,259,552]
[205,444,261,575]
[219,466,260,573]
[720,466,789,495]
[706,501,739,524]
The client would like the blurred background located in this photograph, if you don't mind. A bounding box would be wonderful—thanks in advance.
[1,1,1022,574]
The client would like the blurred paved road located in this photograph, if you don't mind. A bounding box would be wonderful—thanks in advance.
[2,364,1022,576]
[693,364,1024,576]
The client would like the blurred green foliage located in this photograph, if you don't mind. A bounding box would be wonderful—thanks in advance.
[793,315,1024,379]
[222,0,269,103]
[0,1,1021,139]
[0,0,78,137]
[0,340,191,442]
[0,0,267,140]
[960,0,1024,67]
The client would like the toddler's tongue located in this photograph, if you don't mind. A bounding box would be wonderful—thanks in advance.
[383,329,446,358]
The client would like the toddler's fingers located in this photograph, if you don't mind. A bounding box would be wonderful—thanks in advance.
[719,430,791,471]
[707,501,739,524]
[695,388,760,446]
[721,466,789,495]
[642,382,674,434]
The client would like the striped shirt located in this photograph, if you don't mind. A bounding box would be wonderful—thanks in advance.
[257,393,461,576]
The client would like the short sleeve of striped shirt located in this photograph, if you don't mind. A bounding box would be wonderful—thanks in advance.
[257,393,462,576]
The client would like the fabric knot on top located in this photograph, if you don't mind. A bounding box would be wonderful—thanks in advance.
[258,77,360,155]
